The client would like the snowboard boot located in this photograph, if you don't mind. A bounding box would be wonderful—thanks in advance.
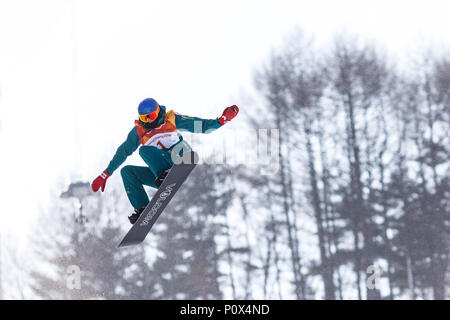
[128,206,146,224]
[154,168,171,188]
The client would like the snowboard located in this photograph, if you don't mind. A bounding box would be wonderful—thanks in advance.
[117,151,199,248]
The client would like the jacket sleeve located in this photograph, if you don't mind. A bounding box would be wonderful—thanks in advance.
[105,127,140,175]
[174,113,222,133]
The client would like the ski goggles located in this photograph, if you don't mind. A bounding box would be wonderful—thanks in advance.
[139,106,160,123]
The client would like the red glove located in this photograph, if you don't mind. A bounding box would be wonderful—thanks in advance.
[218,105,239,125]
[91,170,110,192]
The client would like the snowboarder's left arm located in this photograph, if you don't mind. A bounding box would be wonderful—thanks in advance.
[175,105,239,133]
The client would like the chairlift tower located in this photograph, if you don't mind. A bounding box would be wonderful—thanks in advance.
[60,182,93,224]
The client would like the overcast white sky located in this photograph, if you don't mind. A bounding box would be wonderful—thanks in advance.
[1,0,450,241]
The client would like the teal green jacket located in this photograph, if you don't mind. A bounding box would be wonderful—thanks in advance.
[105,105,221,175]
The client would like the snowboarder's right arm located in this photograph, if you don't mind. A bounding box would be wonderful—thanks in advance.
[105,127,140,175]
[92,127,140,192]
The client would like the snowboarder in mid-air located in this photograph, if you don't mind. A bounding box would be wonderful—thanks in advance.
[91,98,239,224]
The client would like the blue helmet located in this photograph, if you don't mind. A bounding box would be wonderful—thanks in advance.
[138,98,159,115]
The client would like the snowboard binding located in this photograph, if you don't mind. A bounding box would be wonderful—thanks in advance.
[128,206,146,225]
